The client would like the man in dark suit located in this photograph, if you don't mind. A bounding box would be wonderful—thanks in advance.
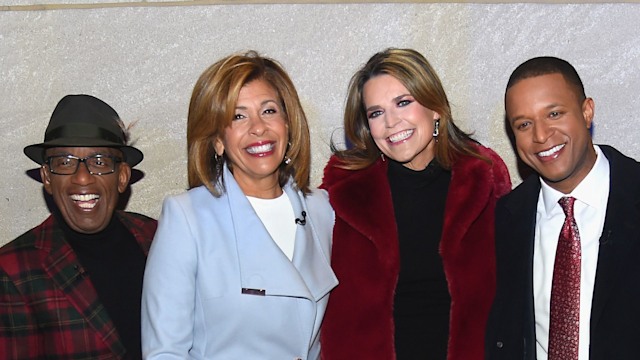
[486,56,640,360]
[0,95,156,359]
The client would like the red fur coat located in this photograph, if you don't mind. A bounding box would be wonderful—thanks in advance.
[320,144,511,360]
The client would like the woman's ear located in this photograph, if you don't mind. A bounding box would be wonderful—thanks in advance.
[214,138,224,156]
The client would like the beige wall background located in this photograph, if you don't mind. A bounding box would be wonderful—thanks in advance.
[2,1,640,244]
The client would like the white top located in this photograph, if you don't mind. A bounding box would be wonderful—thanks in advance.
[534,145,610,360]
[247,191,297,261]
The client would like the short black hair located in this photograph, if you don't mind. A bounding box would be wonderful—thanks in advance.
[506,56,586,101]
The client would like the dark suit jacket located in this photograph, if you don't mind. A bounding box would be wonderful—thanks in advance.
[486,145,640,360]
[0,211,156,359]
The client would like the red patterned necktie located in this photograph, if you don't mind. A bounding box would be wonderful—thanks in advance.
[548,196,581,360]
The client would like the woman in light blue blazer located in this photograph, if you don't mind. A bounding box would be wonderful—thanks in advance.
[141,51,338,359]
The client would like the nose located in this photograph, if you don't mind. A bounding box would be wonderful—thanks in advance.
[70,161,96,185]
[249,115,266,136]
[532,121,552,144]
[384,110,401,129]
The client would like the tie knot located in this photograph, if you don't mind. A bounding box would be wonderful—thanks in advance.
[558,196,576,217]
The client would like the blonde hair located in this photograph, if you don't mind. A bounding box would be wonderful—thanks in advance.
[187,51,311,196]
[334,48,487,170]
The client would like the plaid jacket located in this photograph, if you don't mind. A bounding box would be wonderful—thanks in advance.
[0,211,156,359]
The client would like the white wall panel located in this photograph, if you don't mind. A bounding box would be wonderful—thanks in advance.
[2,3,639,243]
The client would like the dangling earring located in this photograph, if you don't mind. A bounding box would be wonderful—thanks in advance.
[283,142,292,165]
[433,119,440,138]
[380,152,385,162]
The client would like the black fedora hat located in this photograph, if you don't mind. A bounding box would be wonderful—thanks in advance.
[24,94,143,167]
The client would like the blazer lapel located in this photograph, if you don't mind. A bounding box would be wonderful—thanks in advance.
[42,232,125,357]
[225,168,314,300]
[590,146,640,330]
[287,185,338,301]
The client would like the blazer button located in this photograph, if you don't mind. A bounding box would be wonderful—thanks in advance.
[496,341,504,349]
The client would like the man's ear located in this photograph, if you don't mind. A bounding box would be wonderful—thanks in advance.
[582,97,595,129]
[117,163,132,194]
[40,166,53,195]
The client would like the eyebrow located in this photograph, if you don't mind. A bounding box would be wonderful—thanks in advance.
[365,93,411,113]
[508,114,526,123]
[508,103,563,123]
[235,99,279,110]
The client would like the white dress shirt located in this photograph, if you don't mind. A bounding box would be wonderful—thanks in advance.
[534,145,610,360]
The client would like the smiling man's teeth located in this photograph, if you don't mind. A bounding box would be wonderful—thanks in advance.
[71,194,100,201]
[388,129,414,143]
[246,143,274,154]
[537,144,565,157]
[71,194,100,209]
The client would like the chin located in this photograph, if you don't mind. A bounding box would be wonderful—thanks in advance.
[70,218,110,234]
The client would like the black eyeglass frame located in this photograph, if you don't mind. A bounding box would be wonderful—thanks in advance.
[44,154,123,175]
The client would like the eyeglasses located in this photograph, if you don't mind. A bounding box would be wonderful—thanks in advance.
[45,155,122,175]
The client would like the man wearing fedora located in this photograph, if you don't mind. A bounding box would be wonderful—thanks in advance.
[0,94,157,359]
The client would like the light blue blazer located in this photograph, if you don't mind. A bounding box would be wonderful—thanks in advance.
[141,166,338,359]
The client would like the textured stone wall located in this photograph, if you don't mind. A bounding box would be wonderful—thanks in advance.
[2,2,640,244]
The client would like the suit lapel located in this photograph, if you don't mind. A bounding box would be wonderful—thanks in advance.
[590,146,640,330]
[42,230,125,357]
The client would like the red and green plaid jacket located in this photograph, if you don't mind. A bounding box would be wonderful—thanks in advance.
[0,211,156,359]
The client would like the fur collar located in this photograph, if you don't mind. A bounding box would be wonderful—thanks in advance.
[322,144,510,257]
